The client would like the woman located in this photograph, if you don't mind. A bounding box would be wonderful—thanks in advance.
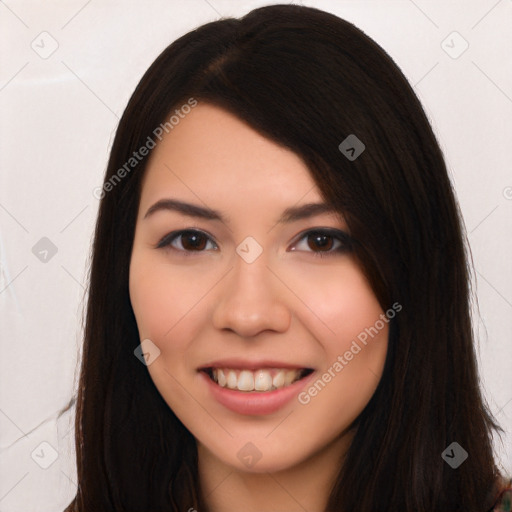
[63,4,511,511]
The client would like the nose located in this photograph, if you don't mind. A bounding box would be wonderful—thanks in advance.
[211,251,292,338]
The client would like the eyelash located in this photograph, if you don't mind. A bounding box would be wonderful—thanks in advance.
[155,228,352,258]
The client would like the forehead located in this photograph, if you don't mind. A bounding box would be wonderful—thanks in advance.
[140,103,321,203]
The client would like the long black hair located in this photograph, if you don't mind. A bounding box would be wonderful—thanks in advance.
[63,4,503,511]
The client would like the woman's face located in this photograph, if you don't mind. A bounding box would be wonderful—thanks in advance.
[129,103,389,474]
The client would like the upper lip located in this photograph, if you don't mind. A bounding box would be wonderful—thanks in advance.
[198,359,313,371]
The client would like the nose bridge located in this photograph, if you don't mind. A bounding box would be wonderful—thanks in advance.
[231,247,272,299]
[212,244,291,336]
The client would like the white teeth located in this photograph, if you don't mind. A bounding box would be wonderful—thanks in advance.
[238,370,254,391]
[211,368,306,392]
[217,369,227,387]
[284,370,297,386]
[254,370,273,391]
[227,370,238,389]
[272,370,285,388]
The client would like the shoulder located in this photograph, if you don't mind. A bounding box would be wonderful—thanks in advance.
[490,477,512,512]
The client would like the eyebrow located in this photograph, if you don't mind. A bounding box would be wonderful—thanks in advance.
[143,198,340,224]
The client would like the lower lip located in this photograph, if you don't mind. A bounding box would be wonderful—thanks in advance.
[200,370,316,416]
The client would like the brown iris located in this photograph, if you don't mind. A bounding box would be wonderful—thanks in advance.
[307,233,334,252]
[181,231,208,251]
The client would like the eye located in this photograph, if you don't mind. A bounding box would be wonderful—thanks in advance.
[156,229,218,253]
[155,228,352,257]
[289,228,352,257]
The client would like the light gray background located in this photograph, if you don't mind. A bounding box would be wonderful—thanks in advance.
[0,1,511,510]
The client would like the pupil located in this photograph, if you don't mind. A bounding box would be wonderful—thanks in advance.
[309,233,332,251]
[183,233,206,250]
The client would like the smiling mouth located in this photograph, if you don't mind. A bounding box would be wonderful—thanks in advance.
[202,367,314,392]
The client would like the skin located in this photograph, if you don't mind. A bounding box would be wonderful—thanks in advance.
[129,103,389,512]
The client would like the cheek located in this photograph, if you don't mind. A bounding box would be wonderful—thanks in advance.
[284,260,386,347]
[129,259,173,340]
[129,251,206,341]
[129,253,203,411]
[293,265,389,422]
[289,261,389,401]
